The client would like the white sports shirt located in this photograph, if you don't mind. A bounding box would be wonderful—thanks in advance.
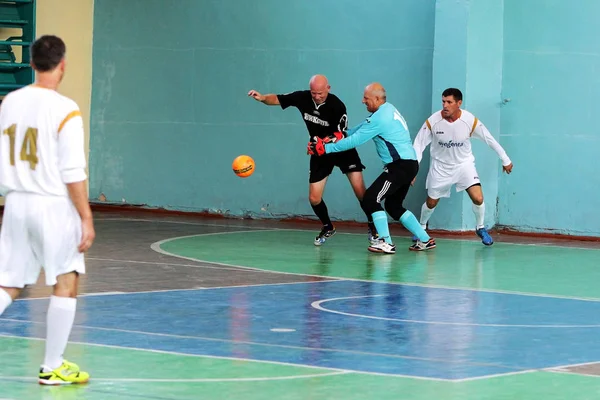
[0,85,87,197]
[413,109,511,167]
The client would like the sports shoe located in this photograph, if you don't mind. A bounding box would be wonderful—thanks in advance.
[367,224,379,245]
[39,360,90,385]
[368,238,396,254]
[476,227,493,246]
[314,225,336,246]
[409,238,436,251]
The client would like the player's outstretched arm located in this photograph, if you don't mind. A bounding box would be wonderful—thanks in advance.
[247,90,280,106]
[472,121,512,171]
[325,118,380,154]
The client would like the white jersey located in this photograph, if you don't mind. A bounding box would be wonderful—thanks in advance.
[0,85,87,197]
[413,109,511,167]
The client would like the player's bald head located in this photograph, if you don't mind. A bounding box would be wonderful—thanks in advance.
[309,74,330,104]
[365,82,386,100]
[309,74,329,90]
[362,82,387,113]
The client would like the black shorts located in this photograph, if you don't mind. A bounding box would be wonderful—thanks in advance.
[362,158,419,219]
[309,149,365,183]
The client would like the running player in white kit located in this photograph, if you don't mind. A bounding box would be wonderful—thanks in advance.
[0,35,94,385]
[412,88,513,246]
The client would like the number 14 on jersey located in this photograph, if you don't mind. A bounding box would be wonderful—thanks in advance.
[3,124,39,170]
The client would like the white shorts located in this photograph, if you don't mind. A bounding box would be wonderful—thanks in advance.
[0,192,85,288]
[426,161,480,199]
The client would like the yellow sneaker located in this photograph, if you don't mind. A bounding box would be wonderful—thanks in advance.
[38,360,90,385]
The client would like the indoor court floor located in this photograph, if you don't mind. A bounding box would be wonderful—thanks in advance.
[1,209,600,399]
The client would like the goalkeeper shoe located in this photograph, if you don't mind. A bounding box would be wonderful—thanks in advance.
[368,238,396,254]
[409,238,437,251]
[39,360,90,385]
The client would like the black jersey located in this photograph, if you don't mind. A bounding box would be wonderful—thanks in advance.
[277,90,348,139]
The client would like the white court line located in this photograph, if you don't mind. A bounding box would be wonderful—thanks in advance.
[544,360,600,370]
[0,371,349,383]
[150,230,600,303]
[87,256,260,272]
[96,217,278,230]
[311,295,600,328]
[97,216,600,251]
[0,318,520,370]
[14,280,338,302]
[545,369,600,379]
[0,334,453,382]
[451,369,540,383]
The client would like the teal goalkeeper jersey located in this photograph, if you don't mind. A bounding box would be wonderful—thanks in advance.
[324,102,416,164]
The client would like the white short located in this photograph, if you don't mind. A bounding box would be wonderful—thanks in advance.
[426,160,480,199]
[0,192,85,288]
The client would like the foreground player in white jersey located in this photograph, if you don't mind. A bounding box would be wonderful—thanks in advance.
[0,35,94,385]
[412,88,513,246]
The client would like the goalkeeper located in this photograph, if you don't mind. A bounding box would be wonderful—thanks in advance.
[309,83,435,254]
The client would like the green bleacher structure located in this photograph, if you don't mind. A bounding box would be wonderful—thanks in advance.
[0,0,35,98]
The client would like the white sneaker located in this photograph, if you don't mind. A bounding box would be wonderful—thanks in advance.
[368,239,396,254]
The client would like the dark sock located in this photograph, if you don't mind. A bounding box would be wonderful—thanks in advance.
[359,200,374,223]
[368,221,376,232]
[311,200,332,228]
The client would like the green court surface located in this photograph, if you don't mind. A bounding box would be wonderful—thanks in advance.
[2,337,600,400]
[3,227,600,399]
[157,229,600,299]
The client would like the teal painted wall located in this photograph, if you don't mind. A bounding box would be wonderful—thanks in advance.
[89,0,436,221]
[426,0,504,232]
[499,0,599,236]
[89,0,600,237]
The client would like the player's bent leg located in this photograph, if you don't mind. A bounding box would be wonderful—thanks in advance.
[345,171,366,200]
[412,196,440,242]
[308,177,327,206]
[426,196,440,209]
[367,211,396,254]
[466,184,493,245]
[309,178,336,246]
[466,183,484,206]
[361,177,395,253]
[40,272,88,385]
[383,184,436,252]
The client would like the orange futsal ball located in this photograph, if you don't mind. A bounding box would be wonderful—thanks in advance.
[232,155,255,178]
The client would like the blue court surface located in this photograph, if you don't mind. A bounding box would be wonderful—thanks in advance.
[2,280,600,381]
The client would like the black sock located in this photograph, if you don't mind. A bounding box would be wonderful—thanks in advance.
[359,200,374,223]
[311,200,332,228]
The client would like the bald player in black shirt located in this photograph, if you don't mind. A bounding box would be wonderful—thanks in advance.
[248,75,378,245]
